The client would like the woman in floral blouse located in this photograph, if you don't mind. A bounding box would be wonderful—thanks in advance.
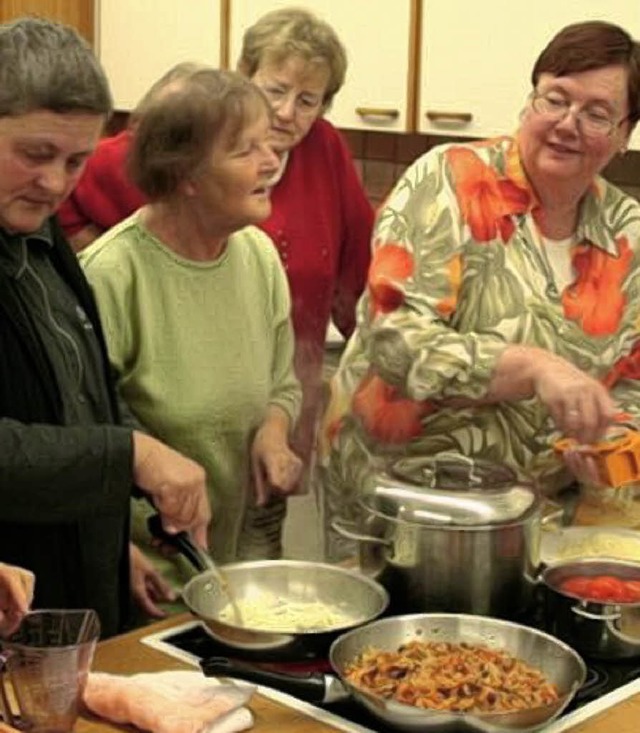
[321,20,640,559]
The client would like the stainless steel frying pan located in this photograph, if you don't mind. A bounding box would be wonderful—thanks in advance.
[202,613,587,732]
[147,516,389,661]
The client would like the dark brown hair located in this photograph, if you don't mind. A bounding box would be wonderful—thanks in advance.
[129,68,270,200]
[532,21,640,126]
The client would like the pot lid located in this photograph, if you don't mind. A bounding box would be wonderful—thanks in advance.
[364,453,537,526]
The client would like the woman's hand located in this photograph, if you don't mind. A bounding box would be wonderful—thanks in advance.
[562,450,604,486]
[0,563,35,637]
[132,432,211,549]
[129,543,176,619]
[251,410,302,507]
[530,351,616,444]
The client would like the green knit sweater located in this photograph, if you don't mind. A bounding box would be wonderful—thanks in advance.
[81,213,301,577]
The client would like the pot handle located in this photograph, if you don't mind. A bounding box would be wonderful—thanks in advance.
[0,651,20,728]
[147,514,213,574]
[330,518,390,546]
[200,656,347,704]
[571,604,622,621]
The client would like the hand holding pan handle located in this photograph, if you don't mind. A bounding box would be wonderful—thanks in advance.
[147,513,214,574]
[200,656,347,704]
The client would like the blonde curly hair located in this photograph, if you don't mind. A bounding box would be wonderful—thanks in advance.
[237,7,347,107]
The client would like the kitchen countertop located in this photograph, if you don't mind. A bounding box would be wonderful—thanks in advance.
[76,614,354,733]
[74,612,640,733]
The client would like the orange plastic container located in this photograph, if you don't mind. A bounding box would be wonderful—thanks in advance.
[554,428,640,487]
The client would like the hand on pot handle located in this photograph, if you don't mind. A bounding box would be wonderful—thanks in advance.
[146,514,213,574]
[133,431,211,548]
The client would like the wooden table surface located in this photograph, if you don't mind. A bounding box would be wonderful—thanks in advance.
[0,609,614,733]
[564,692,640,732]
[75,614,351,733]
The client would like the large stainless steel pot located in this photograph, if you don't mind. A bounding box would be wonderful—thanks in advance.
[542,558,640,659]
[202,613,586,732]
[333,454,560,618]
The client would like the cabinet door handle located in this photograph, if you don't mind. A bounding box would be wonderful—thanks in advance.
[425,111,473,124]
[356,107,400,120]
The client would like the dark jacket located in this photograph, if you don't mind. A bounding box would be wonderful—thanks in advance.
[0,218,133,637]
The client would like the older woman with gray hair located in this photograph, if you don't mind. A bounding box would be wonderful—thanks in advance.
[0,16,210,637]
[81,68,302,605]
[58,62,205,252]
[59,8,373,483]
[236,8,374,475]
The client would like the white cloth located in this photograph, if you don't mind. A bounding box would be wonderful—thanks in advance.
[83,670,255,733]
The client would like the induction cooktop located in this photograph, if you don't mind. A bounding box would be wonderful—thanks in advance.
[142,618,640,733]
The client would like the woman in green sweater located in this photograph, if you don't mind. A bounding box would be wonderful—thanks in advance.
[81,68,302,616]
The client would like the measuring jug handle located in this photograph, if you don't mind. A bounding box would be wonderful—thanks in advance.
[0,650,20,729]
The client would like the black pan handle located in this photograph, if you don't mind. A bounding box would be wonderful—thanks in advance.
[200,656,338,704]
[147,514,212,574]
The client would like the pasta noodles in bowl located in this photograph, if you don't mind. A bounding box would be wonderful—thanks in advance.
[542,527,640,565]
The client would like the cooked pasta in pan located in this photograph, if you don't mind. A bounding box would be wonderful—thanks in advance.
[344,640,560,713]
[218,593,358,632]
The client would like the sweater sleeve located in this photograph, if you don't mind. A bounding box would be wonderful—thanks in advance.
[329,126,374,339]
[266,245,302,424]
[58,132,145,237]
[56,190,88,237]
[363,147,508,401]
[0,418,133,523]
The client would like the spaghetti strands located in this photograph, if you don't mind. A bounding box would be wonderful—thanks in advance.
[218,593,357,632]
[344,640,560,713]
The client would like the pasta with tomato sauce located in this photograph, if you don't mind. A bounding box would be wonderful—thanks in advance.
[344,640,560,713]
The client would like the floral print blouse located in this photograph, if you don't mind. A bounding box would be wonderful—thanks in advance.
[320,135,640,529]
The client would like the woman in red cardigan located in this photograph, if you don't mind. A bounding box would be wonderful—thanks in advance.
[58,9,374,476]
[237,7,374,469]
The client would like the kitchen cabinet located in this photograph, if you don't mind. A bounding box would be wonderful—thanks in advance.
[96,0,222,110]
[228,0,417,131]
[418,0,640,149]
[0,0,93,42]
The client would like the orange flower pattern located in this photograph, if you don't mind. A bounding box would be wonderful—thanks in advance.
[352,374,435,444]
[446,146,531,243]
[320,136,640,557]
[368,243,414,316]
[562,237,632,336]
[603,340,640,390]
[436,254,462,317]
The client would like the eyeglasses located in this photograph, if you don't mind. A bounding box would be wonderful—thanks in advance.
[530,91,628,138]
[258,84,324,119]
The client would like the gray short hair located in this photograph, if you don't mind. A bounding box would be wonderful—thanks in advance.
[0,16,112,117]
[130,61,208,124]
[129,68,271,200]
